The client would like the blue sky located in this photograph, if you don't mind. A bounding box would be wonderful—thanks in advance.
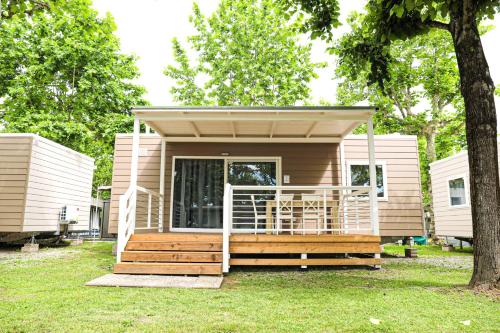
[93,0,500,110]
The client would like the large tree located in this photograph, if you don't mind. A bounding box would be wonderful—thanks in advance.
[335,13,467,235]
[0,0,146,191]
[165,0,323,106]
[282,0,499,290]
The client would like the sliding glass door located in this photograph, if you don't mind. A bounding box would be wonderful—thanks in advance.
[171,157,279,231]
[172,159,224,230]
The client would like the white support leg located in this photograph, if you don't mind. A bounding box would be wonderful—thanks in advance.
[301,253,307,269]
[159,139,166,232]
[367,117,381,269]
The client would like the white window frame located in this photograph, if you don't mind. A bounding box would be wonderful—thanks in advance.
[346,160,388,201]
[169,156,282,232]
[447,174,469,208]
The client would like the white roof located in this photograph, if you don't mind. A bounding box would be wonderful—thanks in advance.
[133,106,375,143]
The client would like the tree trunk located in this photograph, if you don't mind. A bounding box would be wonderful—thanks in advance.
[424,128,437,238]
[450,5,500,290]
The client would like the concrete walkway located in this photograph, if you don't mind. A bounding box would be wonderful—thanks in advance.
[86,274,223,289]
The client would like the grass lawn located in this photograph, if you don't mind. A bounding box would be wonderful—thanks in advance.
[383,244,474,257]
[0,242,498,333]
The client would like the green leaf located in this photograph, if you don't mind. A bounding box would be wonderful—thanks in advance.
[405,0,415,11]
[395,5,405,18]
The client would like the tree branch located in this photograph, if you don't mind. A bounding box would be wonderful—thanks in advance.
[422,20,450,31]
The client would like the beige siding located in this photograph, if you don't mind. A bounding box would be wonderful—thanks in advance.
[0,136,32,232]
[343,135,425,236]
[109,135,341,233]
[109,134,424,236]
[22,135,94,232]
[429,143,500,238]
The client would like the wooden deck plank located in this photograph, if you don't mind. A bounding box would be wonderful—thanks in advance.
[126,241,223,252]
[121,251,222,263]
[229,258,382,266]
[229,234,381,243]
[114,262,222,275]
[131,233,222,242]
[229,242,381,254]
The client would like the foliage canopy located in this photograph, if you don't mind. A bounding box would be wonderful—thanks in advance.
[0,0,146,191]
[165,0,323,106]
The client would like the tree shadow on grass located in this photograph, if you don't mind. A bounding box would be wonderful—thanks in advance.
[228,265,468,290]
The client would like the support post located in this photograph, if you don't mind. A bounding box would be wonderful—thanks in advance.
[367,117,381,268]
[367,117,379,235]
[131,117,140,190]
[222,184,231,273]
[130,117,140,230]
[159,139,166,232]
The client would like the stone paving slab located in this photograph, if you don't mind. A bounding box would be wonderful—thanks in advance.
[86,273,223,289]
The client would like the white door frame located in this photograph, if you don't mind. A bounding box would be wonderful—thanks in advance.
[169,156,282,232]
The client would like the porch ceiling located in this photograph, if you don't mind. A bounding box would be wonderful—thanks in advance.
[133,106,375,143]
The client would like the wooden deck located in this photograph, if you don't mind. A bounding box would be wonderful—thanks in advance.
[114,233,381,276]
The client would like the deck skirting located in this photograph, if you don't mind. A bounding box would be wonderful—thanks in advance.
[228,234,381,267]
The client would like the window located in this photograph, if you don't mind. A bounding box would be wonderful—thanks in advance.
[347,161,387,200]
[448,176,467,207]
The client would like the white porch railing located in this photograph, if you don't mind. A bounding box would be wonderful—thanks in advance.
[116,185,163,262]
[222,184,376,272]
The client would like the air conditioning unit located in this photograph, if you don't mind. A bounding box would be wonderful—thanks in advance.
[59,206,80,224]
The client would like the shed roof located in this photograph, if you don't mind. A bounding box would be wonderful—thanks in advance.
[133,106,375,143]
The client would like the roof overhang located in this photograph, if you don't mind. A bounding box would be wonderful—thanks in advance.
[133,106,375,143]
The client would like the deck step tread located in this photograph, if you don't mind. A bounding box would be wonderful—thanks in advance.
[126,241,222,252]
[131,233,222,242]
[121,251,222,263]
[114,262,222,275]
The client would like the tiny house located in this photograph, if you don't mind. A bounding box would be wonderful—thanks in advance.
[429,142,500,241]
[108,106,425,276]
[0,134,94,241]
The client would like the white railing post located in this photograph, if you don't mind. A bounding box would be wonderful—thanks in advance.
[367,117,380,235]
[222,184,231,273]
[147,193,152,229]
[322,189,327,235]
[355,196,360,231]
[116,186,136,263]
[276,189,281,235]
[159,139,166,232]
[116,195,127,263]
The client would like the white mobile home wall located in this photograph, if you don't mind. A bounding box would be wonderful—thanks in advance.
[0,134,94,233]
[429,142,500,238]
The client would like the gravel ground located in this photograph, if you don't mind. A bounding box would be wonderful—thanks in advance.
[385,256,473,269]
[0,247,79,263]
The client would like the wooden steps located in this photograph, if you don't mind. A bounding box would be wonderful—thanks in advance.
[114,233,223,276]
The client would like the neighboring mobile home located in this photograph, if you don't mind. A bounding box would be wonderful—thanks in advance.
[109,106,425,275]
[429,142,500,241]
[0,134,94,242]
